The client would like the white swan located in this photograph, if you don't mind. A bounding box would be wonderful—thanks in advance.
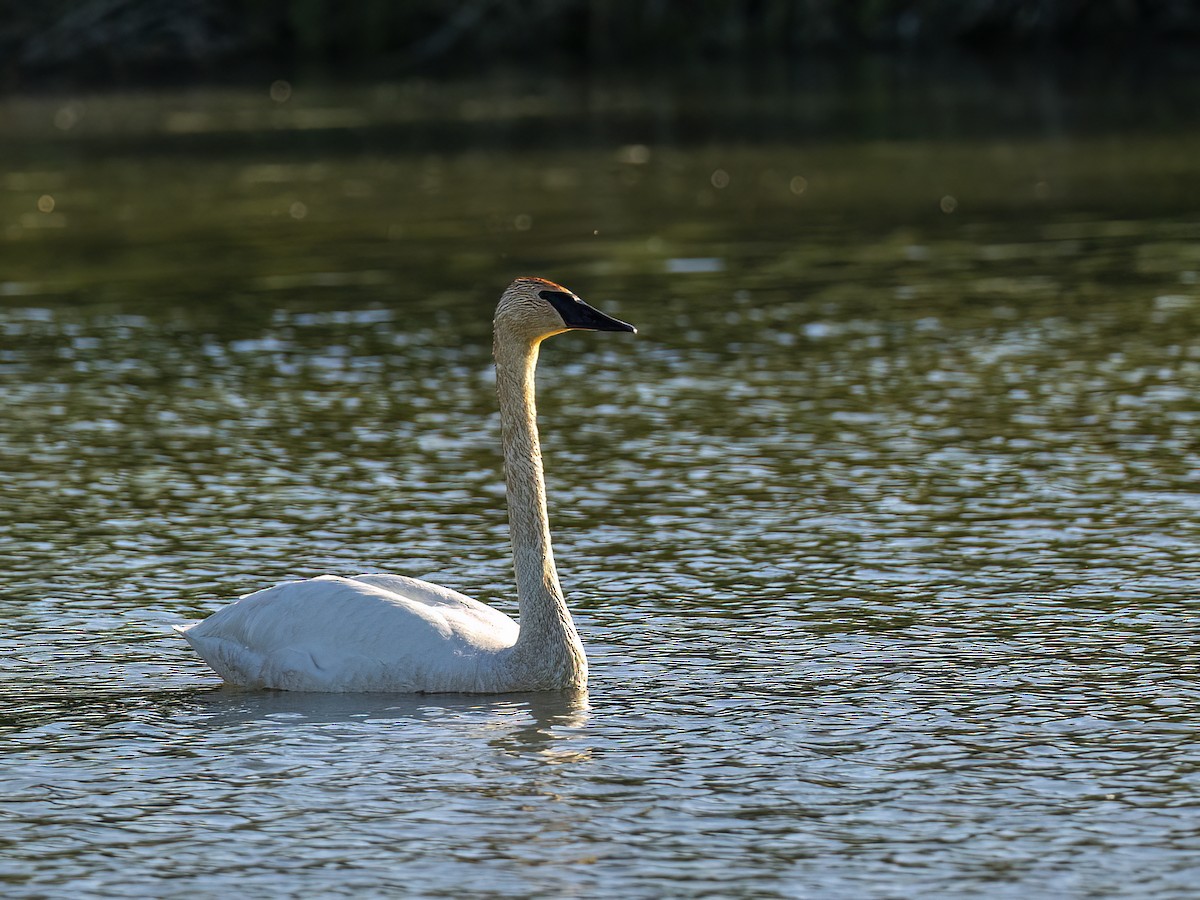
[175,277,636,692]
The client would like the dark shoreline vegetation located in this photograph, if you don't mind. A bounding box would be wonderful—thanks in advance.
[3,0,1200,91]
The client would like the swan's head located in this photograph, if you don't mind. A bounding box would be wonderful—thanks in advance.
[496,277,636,344]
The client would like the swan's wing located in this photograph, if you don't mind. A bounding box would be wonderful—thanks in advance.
[347,573,514,630]
[176,574,518,692]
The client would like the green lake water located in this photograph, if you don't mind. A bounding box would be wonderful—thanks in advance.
[2,72,1199,896]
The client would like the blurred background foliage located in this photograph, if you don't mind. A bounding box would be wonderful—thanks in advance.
[2,0,1199,88]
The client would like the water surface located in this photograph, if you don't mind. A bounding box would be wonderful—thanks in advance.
[2,76,1199,896]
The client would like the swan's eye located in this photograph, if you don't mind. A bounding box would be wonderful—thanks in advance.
[538,289,574,305]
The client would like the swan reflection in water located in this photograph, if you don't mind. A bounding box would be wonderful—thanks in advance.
[178,685,593,761]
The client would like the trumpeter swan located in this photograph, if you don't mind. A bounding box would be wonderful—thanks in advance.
[175,278,636,692]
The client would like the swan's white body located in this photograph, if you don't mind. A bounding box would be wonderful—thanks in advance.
[176,278,635,693]
[179,574,521,692]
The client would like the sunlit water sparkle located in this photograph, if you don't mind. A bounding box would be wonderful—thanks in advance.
[2,79,1199,897]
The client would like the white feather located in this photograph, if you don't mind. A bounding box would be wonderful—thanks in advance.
[175,575,517,692]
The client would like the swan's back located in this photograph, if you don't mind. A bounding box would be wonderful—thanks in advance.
[176,575,519,692]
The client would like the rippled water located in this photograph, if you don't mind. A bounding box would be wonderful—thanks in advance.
[2,77,1200,896]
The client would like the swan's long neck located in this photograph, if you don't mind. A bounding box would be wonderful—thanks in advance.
[494,332,586,686]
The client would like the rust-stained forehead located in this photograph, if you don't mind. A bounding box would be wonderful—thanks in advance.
[511,276,570,293]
